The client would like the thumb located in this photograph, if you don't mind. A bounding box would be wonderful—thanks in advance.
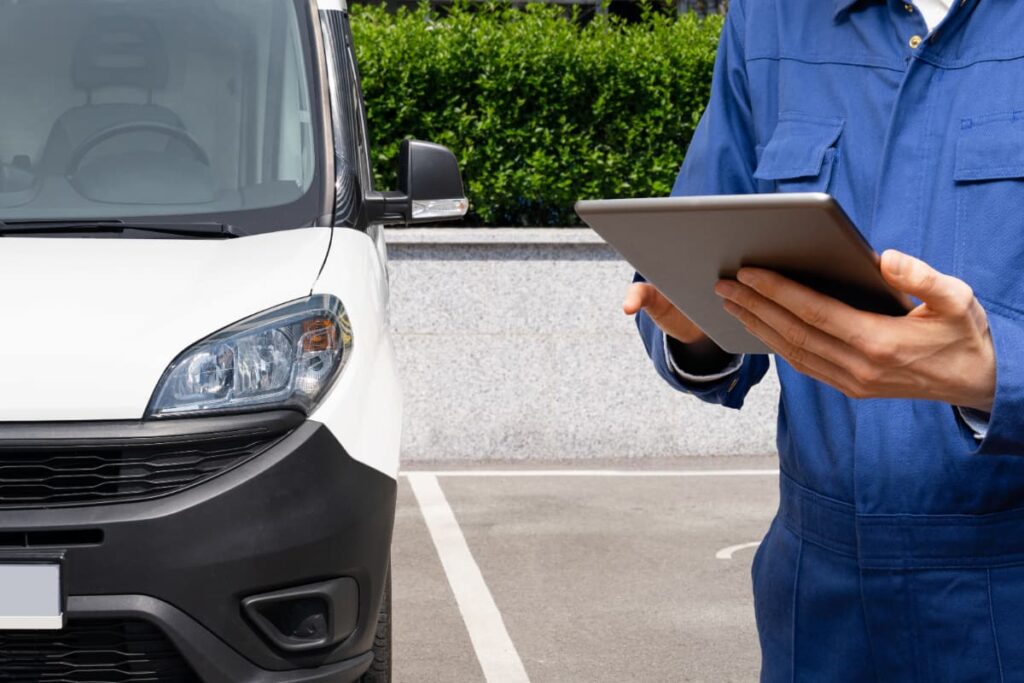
[880,249,971,314]
[623,283,656,315]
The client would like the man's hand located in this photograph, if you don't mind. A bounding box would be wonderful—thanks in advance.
[715,250,997,412]
[623,283,706,344]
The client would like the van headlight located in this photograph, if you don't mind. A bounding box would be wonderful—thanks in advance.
[147,295,352,418]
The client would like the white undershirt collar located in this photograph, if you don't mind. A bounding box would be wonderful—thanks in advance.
[914,0,953,33]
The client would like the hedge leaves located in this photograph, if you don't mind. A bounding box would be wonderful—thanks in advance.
[351,3,722,226]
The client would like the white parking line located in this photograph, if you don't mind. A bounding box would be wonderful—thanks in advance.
[715,541,762,560]
[403,469,779,478]
[407,472,531,683]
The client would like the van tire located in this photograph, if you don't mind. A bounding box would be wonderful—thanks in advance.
[360,568,391,683]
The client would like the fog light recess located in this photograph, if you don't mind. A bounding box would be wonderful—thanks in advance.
[242,577,358,652]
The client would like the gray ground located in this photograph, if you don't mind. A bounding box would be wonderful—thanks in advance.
[393,456,779,682]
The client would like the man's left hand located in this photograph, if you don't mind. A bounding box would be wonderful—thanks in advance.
[715,250,996,412]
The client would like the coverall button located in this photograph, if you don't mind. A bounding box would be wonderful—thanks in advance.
[909,35,923,48]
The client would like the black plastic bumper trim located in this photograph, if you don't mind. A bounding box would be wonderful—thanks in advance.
[0,420,397,671]
[0,411,307,510]
[68,595,373,683]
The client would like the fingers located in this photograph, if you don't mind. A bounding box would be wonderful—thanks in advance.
[623,282,705,344]
[729,269,881,347]
[880,250,974,316]
[623,283,677,320]
[723,299,866,396]
[716,282,873,381]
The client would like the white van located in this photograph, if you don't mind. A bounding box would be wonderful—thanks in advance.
[0,1,466,681]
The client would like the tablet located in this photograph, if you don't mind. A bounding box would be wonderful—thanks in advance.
[575,193,912,354]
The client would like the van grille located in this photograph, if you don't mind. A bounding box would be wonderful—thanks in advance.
[0,416,298,509]
[0,619,200,682]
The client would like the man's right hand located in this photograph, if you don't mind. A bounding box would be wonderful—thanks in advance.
[623,283,707,344]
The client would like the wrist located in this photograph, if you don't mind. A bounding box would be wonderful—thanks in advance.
[946,359,995,413]
[957,387,994,414]
[667,327,707,345]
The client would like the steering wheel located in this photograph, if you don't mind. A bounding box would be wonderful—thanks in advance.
[66,122,211,177]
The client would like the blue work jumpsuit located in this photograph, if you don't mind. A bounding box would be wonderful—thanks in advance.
[636,0,1024,680]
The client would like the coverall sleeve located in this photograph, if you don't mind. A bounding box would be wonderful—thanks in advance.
[633,0,769,410]
[970,311,1024,455]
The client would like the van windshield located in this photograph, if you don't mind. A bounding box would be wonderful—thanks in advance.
[0,0,325,233]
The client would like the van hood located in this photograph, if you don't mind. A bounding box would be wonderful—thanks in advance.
[0,228,332,421]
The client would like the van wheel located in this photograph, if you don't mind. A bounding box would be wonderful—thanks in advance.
[360,569,392,683]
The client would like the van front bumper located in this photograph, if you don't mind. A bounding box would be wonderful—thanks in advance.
[0,412,396,683]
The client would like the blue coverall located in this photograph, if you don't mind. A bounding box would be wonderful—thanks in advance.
[635,0,1024,680]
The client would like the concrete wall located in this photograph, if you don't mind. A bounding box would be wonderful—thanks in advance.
[386,228,780,461]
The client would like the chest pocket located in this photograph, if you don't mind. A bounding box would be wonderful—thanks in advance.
[754,113,844,194]
[954,112,1024,314]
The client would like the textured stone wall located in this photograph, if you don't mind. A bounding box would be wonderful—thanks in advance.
[386,228,779,461]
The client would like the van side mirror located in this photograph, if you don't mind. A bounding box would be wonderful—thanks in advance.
[399,139,468,221]
[364,139,469,225]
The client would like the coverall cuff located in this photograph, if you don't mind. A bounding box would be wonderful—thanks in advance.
[955,406,989,441]
[640,312,733,398]
[974,311,1024,455]
[663,331,745,383]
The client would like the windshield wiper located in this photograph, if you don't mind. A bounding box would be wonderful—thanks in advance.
[0,220,242,239]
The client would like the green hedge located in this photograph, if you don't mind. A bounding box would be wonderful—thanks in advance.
[351,3,723,226]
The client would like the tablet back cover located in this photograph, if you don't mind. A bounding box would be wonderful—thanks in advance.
[576,193,907,355]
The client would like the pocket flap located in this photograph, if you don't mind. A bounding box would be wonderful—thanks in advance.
[955,118,1024,181]
[754,114,844,181]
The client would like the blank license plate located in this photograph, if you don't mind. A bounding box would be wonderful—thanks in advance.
[0,563,63,630]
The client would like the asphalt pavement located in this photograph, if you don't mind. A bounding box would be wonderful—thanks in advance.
[392,456,779,682]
